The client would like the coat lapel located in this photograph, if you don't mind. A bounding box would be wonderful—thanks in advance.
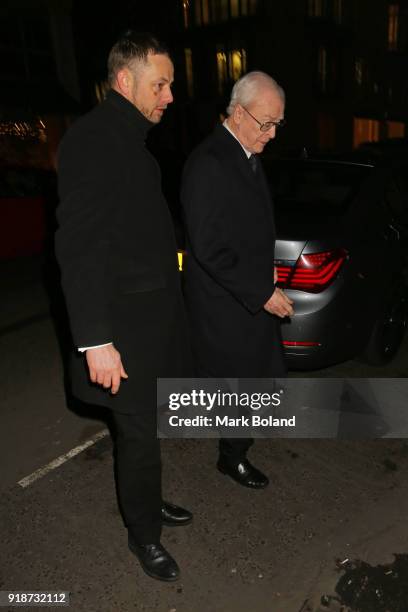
[212,125,275,218]
[221,126,276,229]
[213,124,263,190]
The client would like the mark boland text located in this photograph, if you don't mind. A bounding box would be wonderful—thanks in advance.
[168,415,296,427]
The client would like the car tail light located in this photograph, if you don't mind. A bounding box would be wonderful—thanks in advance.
[275,248,347,293]
[276,265,293,284]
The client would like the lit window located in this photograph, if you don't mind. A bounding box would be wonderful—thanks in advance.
[220,0,228,21]
[387,121,405,138]
[248,0,258,15]
[308,0,324,17]
[318,46,327,93]
[182,0,190,28]
[333,0,343,23]
[210,0,217,20]
[216,51,228,95]
[212,0,227,21]
[229,49,247,81]
[388,4,399,50]
[95,83,103,103]
[95,81,109,103]
[355,58,363,86]
[230,0,239,18]
[353,118,380,149]
[217,46,247,92]
[202,0,209,24]
[195,0,202,25]
[184,48,194,98]
[318,112,335,149]
[241,0,248,16]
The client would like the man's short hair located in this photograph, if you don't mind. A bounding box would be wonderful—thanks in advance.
[226,71,285,115]
[107,31,169,86]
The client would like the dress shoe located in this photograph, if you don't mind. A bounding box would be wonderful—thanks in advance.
[128,535,180,581]
[217,457,269,489]
[162,501,193,527]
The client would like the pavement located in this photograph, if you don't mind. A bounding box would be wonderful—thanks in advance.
[1,255,408,612]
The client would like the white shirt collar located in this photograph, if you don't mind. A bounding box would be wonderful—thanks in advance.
[222,120,252,158]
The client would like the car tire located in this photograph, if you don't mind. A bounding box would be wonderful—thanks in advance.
[362,288,407,366]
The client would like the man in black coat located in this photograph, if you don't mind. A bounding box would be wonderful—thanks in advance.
[181,72,294,489]
[56,32,191,582]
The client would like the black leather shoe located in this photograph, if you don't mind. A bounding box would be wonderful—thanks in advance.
[128,536,180,582]
[162,501,193,527]
[217,457,269,489]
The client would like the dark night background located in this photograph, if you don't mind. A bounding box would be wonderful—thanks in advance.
[1,0,408,168]
[0,0,406,265]
[1,0,408,259]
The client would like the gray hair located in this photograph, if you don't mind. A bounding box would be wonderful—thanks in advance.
[226,71,285,115]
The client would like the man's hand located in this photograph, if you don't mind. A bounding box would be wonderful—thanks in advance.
[86,344,128,394]
[274,266,278,284]
[264,288,294,318]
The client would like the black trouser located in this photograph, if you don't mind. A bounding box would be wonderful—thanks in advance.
[195,375,255,465]
[112,410,162,544]
[218,378,283,464]
[219,437,254,463]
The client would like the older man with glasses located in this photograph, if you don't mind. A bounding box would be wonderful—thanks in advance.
[181,71,294,490]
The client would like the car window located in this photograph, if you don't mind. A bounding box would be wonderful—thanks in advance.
[266,163,372,217]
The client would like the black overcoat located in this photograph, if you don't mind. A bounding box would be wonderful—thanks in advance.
[181,124,286,377]
[56,90,190,412]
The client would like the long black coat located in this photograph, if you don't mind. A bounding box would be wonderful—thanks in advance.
[181,124,286,377]
[56,90,190,412]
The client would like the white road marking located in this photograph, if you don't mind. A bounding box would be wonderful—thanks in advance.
[17,428,109,488]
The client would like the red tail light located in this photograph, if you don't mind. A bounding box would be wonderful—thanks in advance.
[276,265,293,284]
[276,248,347,293]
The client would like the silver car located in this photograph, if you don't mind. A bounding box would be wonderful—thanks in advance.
[266,158,407,370]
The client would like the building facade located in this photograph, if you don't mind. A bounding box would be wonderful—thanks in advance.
[175,0,408,154]
[0,0,80,168]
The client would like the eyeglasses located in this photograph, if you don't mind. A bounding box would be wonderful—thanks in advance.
[242,106,286,132]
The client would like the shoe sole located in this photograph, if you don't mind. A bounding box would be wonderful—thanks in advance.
[128,542,180,582]
[162,517,193,527]
[217,464,269,489]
